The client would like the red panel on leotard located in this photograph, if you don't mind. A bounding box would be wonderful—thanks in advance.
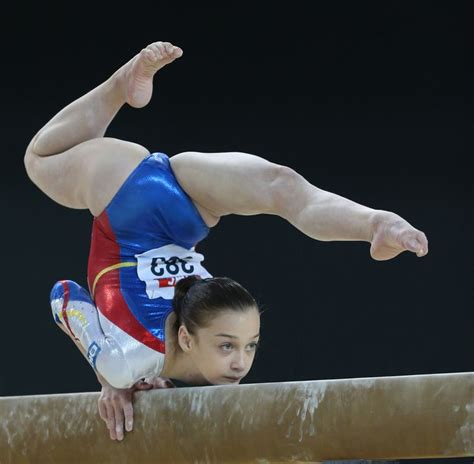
[88,210,165,353]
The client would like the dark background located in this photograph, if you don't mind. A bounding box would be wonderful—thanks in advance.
[2,3,471,463]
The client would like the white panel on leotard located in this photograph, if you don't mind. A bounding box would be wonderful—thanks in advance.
[135,244,212,300]
[96,308,166,386]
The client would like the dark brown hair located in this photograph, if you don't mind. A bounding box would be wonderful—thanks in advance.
[172,276,258,335]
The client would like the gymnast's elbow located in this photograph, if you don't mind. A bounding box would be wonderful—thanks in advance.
[94,356,137,390]
[97,366,136,390]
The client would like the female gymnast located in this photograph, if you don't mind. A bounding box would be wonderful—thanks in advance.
[24,41,428,441]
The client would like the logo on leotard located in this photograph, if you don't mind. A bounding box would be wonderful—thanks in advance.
[135,244,212,299]
[87,342,101,370]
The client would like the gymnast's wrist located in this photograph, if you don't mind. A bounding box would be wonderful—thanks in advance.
[96,371,110,388]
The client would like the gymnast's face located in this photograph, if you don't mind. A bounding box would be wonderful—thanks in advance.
[181,308,260,385]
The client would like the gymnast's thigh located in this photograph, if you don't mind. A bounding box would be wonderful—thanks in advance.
[169,150,286,219]
[25,137,149,216]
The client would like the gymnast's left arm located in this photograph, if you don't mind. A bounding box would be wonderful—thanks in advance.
[97,372,174,441]
[65,334,172,441]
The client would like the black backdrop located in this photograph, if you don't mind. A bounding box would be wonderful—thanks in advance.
[2,4,471,463]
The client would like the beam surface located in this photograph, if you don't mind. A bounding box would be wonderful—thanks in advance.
[1,372,473,463]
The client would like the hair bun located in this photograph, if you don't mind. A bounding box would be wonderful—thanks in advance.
[172,275,202,316]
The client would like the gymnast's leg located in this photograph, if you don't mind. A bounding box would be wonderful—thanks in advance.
[170,151,428,261]
[24,44,183,440]
[23,41,185,217]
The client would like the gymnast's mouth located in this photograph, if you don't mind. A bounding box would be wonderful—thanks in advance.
[223,376,242,382]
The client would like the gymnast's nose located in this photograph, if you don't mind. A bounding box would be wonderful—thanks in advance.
[230,351,246,372]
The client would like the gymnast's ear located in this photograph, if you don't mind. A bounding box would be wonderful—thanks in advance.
[177,325,193,352]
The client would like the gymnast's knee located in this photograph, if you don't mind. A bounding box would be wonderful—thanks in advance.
[49,280,136,388]
[49,279,92,328]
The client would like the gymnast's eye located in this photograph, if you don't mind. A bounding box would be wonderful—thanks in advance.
[247,342,259,351]
[220,343,233,351]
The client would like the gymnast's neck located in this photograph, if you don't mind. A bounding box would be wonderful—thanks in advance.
[160,312,211,387]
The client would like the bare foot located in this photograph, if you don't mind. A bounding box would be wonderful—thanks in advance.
[117,41,183,108]
[369,211,429,261]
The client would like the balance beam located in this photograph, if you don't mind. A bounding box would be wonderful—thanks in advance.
[1,372,472,463]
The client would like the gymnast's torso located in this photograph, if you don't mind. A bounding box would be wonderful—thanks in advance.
[85,152,212,381]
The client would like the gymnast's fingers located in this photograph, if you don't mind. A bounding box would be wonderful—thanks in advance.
[101,400,116,440]
[98,391,117,440]
[146,376,175,389]
[112,397,125,441]
[97,397,108,422]
[122,399,134,432]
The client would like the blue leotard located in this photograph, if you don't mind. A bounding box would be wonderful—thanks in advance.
[88,152,211,349]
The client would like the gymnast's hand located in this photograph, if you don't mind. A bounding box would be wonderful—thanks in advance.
[98,376,174,440]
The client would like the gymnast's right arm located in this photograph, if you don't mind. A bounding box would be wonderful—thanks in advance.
[70,336,140,441]
[49,279,173,441]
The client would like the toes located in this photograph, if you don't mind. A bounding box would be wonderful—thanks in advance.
[404,235,427,256]
[146,41,182,61]
[163,42,182,57]
[136,41,183,72]
[173,46,183,58]
[140,48,155,62]
[148,42,165,60]
[164,42,174,54]
[157,42,167,57]
[139,48,155,67]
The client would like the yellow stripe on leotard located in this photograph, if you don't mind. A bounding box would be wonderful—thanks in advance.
[92,262,137,297]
